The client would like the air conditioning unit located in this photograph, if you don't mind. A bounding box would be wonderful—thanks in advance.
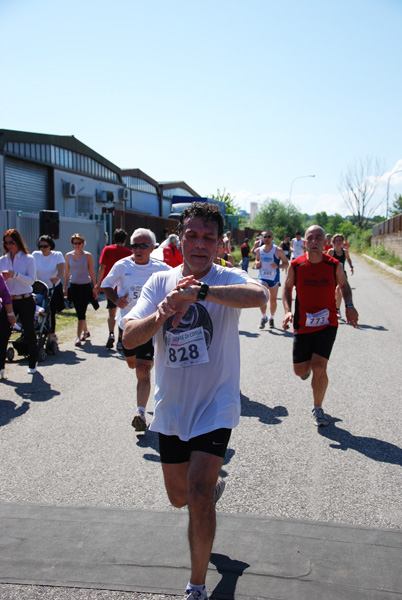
[119,188,130,201]
[96,190,115,203]
[63,182,76,197]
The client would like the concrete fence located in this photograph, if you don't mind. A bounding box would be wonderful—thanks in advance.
[372,213,402,260]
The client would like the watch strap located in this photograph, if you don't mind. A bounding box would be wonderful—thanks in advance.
[197,283,209,301]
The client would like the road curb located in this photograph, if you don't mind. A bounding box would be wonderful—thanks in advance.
[362,253,402,279]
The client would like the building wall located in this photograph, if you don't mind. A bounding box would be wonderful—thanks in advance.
[128,189,160,216]
[53,169,126,217]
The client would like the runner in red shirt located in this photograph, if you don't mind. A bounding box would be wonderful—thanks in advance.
[324,233,333,253]
[95,229,132,349]
[282,225,359,427]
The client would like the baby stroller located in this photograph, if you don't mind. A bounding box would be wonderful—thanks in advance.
[7,280,59,363]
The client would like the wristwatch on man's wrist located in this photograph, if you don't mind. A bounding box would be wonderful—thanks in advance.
[345,302,354,308]
[197,283,209,301]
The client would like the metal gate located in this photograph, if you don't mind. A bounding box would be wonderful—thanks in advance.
[4,157,48,212]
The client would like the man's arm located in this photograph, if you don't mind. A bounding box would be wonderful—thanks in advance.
[103,286,129,309]
[282,265,295,330]
[345,249,354,275]
[123,279,269,349]
[336,264,359,327]
[95,263,106,290]
[275,248,289,269]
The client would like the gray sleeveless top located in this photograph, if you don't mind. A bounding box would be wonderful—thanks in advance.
[69,253,91,284]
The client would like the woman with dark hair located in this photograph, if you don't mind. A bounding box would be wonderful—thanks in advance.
[32,234,65,339]
[328,234,354,319]
[63,233,97,347]
[0,229,38,374]
[0,273,16,379]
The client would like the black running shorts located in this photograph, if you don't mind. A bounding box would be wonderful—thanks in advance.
[293,325,338,364]
[123,338,154,361]
[106,298,116,310]
[158,428,232,464]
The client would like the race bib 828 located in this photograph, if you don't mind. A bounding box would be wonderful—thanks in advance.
[165,326,209,368]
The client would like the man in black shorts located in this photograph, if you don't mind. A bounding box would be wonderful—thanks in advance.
[122,203,268,599]
[95,229,132,349]
[101,228,170,431]
[282,225,359,427]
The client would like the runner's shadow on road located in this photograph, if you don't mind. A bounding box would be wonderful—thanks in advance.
[239,330,260,338]
[354,324,388,331]
[264,328,293,338]
[1,372,61,403]
[74,342,123,359]
[136,426,161,462]
[209,553,250,600]
[240,393,288,424]
[319,418,402,466]
[50,349,86,365]
[0,400,30,426]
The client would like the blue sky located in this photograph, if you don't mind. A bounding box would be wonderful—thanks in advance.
[1,0,401,216]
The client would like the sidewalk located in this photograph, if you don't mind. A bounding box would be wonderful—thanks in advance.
[1,501,401,599]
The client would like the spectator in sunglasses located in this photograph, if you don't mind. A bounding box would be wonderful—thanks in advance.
[32,235,65,340]
[63,233,97,347]
[1,228,38,374]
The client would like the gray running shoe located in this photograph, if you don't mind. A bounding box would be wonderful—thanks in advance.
[312,407,329,427]
[132,412,147,432]
[269,317,274,328]
[185,588,208,600]
[213,477,226,504]
[300,370,311,381]
[336,308,341,318]
[116,339,124,350]
[259,317,268,329]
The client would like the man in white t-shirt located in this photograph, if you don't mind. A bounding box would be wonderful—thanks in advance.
[101,228,170,431]
[291,230,306,258]
[123,204,268,600]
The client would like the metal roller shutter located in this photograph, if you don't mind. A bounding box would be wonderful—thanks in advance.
[5,157,48,212]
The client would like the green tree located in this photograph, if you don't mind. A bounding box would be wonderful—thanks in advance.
[211,188,239,216]
[315,211,328,229]
[326,213,344,234]
[390,194,402,217]
[253,199,303,239]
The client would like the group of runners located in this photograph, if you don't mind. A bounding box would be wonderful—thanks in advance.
[91,203,359,600]
[1,203,359,600]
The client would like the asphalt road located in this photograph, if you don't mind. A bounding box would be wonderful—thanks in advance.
[1,254,402,599]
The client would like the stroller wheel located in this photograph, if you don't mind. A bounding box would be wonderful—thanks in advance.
[46,340,58,355]
[6,347,15,362]
[38,347,46,362]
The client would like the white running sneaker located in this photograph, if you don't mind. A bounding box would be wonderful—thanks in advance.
[27,364,38,375]
[312,407,329,427]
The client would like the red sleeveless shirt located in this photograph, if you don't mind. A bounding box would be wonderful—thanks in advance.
[292,253,339,334]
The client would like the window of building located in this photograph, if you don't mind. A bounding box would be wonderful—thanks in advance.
[76,195,94,216]
[4,138,119,183]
